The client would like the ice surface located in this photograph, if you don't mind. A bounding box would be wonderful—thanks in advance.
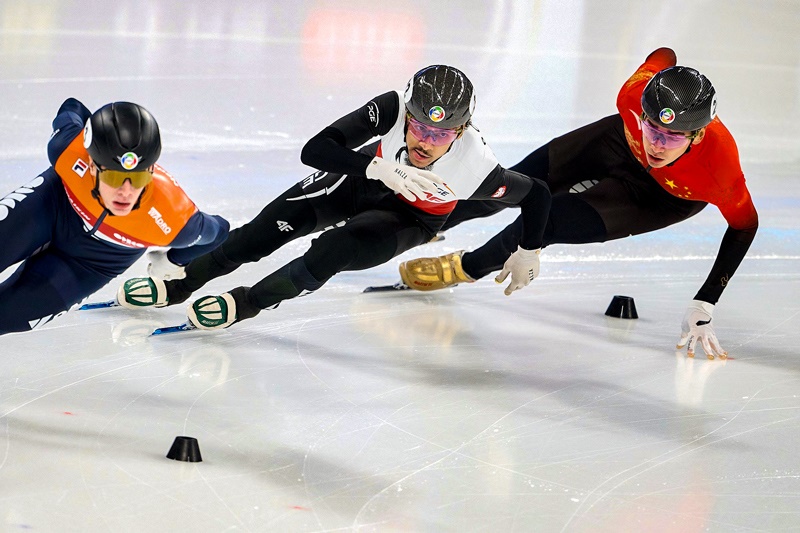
[1,1,799,531]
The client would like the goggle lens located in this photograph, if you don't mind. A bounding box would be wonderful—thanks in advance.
[641,119,692,149]
[407,117,460,146]
[98,169,153,188]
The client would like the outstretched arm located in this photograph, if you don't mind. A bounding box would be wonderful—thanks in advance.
[677,172,758,359]
[677,222,757,359]
[468,166,552,294]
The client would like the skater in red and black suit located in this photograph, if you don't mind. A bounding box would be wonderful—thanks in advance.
[400,48,757,359]
[0,99,229,334]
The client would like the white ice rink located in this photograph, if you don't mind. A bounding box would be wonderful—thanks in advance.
[1,1,799,531]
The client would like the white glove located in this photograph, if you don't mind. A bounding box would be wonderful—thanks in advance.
[146,250,186,281]
[494,246,541,296]
[365,156,444,202]
[676,300,728,359]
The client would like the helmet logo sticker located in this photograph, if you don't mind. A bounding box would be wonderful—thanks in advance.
[659,108,675,124]
[709,94,718,120]
[119,152,140,170]
[83,120,93,149]
[428,106,445,122]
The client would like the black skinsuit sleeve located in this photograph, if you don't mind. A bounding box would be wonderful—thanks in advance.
[300,91,400,177]
[694,224,758,304]
[469,165,551,250]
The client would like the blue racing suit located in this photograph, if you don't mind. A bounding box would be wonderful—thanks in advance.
[0,98,229,334]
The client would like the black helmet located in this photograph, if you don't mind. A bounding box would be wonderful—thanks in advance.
[641,66,717,131]
[404,65,475,129]
[84,102,161,172]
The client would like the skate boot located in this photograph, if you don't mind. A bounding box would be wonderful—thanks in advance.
[398,250,474,291]
[187,287,261,330]
[117,277,169,309]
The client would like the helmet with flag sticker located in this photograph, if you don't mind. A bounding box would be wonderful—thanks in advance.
[641,66,717,132]
[404,65,475,129]
[84,102,161,173]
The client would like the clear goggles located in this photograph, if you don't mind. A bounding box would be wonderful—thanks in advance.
[640,114,695,149]
[97,168,153,189]
[406,115,462,146]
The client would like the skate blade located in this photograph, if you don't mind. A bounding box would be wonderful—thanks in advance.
[150,322,197,336]
[363,282,411,293]
[79,300,120,310]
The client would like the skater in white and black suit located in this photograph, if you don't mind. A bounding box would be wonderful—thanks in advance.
[117,65,552,329]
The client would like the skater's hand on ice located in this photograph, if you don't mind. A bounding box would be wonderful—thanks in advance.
[365,156,444,202]
[676,300,728,360]
[147,250,186,281]
[495,246,540,296]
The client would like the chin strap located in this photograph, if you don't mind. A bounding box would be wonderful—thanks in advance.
[91,175,101,200]
[89,175,113,216]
